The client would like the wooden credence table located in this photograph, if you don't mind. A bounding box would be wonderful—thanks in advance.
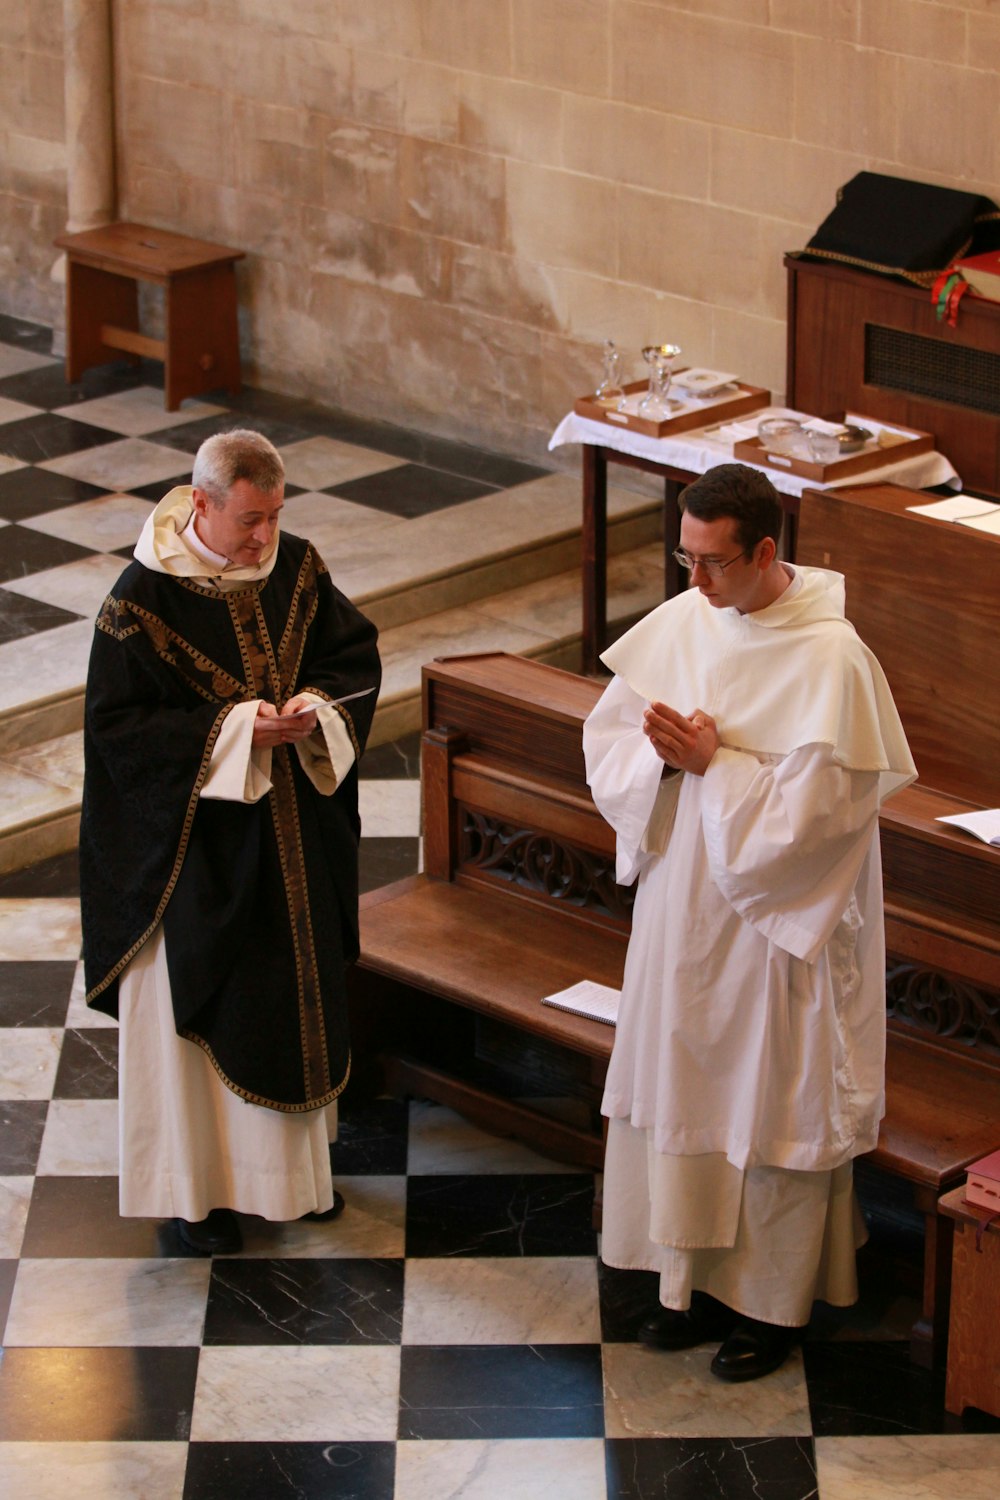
[53,221,244,410]
[582,444,687,675]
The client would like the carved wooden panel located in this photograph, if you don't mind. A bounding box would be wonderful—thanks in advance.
[459,808,634,926]
[887,961,1000,1058]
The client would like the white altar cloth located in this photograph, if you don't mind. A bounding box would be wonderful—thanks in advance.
[549,406,960,498]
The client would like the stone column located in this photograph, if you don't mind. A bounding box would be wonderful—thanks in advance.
[53,0,117,348]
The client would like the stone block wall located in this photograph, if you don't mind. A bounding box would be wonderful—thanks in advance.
[3,1,1000,461]
[0,1,67,323]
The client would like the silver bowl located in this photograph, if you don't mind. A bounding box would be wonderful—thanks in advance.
[837,424,871,453]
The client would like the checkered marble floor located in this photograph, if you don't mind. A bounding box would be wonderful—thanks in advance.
[2,316,999,1496]
[4,813,1000,1496]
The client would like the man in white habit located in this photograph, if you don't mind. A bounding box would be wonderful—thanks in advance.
[583,462,916,1381]
[80,430,381,1255]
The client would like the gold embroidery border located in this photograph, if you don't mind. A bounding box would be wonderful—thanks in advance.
[176,576,265,602]
[95,594,140,640]
[252,591,282,700]
[226,594,261,697]
[267,753,333,1102]
[787,244,966,288]
[278,549,320,696]
[97,597,248,704]
[178,1030,351,1113]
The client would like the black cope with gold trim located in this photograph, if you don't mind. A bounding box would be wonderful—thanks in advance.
[80,532,381,1113]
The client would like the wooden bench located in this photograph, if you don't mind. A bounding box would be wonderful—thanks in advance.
[349,653,628,1171]
[349,651,1000,1367]
[53,221,244,410]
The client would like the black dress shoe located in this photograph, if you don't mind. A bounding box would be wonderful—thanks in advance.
[638,1293,739,1350]
[175,1208,242,1255]
[301,1189,346,1222]
[710,1317,797,1382]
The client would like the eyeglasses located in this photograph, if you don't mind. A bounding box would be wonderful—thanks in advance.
[672,548,749,578]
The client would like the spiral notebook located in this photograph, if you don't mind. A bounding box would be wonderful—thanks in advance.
[541,980,620,1026]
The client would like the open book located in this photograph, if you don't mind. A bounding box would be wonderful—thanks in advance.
[906,495,1000,533]
[936,809,1000,848]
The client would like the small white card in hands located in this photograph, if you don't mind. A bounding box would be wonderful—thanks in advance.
[284,686,377,718]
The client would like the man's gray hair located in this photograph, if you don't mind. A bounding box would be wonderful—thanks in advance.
[191,429,284,505]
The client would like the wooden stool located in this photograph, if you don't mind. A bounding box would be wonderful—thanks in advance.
[53,221,245,411]
[939,1186,1000,1420]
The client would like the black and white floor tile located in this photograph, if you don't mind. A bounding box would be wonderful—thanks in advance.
[3,830,998,1499]
[2,318,999,1496]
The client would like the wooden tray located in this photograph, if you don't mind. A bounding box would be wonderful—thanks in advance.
[733,416,934,482]
[574,379,770,439]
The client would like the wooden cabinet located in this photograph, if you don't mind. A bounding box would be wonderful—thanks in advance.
[785,255,1000,497]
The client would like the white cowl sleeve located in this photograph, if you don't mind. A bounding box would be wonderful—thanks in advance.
[700,743,881,965]
[583,675,683,885]
[199,698,357,804]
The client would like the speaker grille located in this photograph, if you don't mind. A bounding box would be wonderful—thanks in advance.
[865,323,1000,415]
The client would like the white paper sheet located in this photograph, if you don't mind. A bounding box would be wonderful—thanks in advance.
[956,509,1000,534]
[906,496,1000,520]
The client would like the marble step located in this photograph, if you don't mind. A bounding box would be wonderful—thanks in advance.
[0,539,665,874]
[0,470,658,758]
[370,537,664,743]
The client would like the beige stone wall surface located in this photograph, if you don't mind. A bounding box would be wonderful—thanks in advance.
[0,0,67,320]
[3,0,1000,460]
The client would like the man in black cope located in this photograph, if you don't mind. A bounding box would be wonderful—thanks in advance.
[80,429,381,1254]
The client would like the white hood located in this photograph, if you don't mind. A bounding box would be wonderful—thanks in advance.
[601,566,916,801]
[133,485,279,586]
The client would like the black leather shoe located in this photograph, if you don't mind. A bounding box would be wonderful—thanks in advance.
[175,1208,242,1255]
[301,1189,346,1222]
[710,1317,797,1382]
[638,1293,739,1350]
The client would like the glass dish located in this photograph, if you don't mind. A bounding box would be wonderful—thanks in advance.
[804,422,872,462]
[757,416,807,458]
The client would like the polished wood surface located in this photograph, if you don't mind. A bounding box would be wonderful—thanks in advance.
[786,255,1000,497]
[358,877,623,1061]
[881,1038,1000,1183]
[419,651,605,786]
[419,653,619,888]
[796,483,999,803]
[54,220,244,277]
